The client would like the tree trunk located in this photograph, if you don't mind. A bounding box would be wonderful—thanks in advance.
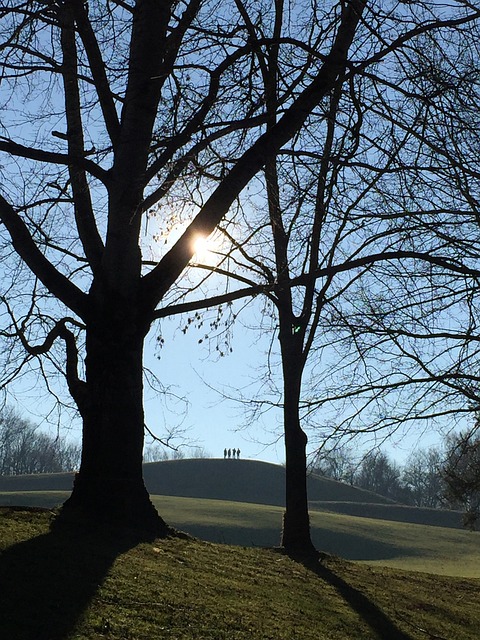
[280,334,316,556]
[61,293,168,537]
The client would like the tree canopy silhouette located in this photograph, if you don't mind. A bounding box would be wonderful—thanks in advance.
[0,0,368,533]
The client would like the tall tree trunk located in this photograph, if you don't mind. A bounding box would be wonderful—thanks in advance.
[280,334,316,556]
[61,291,167,536]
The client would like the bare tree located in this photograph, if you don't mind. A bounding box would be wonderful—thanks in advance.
[310,445,357,485]
[402,447,445,508]
[320,15,480,442]
[156,1,480,553]
[0,0,368,533]
[0,406,80,475]
[443,429,480,529]
[355,450,402,500]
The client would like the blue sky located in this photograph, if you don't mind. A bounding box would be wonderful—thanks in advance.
[143,299,287,463]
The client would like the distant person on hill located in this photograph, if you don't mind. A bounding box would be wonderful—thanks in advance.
[223,448,227,459]
[237,448,240,459]
[232,447,237,458]
[228,448,231,459]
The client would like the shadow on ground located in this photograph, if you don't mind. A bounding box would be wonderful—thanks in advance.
[311,528,420,561]
[0,512,146,640]
[295,553,414,640]
[177,522,414,561]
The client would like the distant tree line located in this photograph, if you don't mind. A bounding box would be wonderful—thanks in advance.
[0,404,211,475]
[143,443,211,463]
[312,430,480,528]
[0,407,80,476]
[443,431,480,530]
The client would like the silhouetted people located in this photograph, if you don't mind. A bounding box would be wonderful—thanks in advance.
[224,447,242,459]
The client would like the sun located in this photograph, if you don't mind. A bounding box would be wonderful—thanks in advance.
[144,213,224,266]
[191,232,220,265]
[192,233,208,257]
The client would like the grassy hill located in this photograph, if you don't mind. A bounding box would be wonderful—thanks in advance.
[309,501,464,529]
[0,458,396,505]
[0,458,470,579]
[0,507,479,640]
[0,458,464,532]
[0,470,75,492]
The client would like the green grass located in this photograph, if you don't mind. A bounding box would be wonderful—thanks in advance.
[0,490,71,509]
[152,495,480,578]
[2,491,479,578]
[310,500,464,529]
[0,507,479,640]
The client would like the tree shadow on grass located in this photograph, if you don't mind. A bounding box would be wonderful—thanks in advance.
[311,528,420,561]
[291,551,414,640]
[0,509,152,640]
[181,522,419,563]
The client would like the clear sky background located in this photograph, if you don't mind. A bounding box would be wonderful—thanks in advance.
[142,286,448,466]
[143,298,287,463]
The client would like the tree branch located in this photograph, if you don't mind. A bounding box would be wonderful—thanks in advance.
[0,297,87,410]
[0,138,110,185]
[72,0,121,147]
[59,1,105,271]
[152,248,480,320]
[141,0,368,309]
[0,195,89,319]
[153,284,267,319]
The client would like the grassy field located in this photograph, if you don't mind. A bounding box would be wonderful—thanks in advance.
[0,507,479,640]
[154,495,480,578]
[1,491,478,578]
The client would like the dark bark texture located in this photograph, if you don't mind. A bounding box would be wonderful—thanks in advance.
[279,325,317,555]
[60,286,167,534]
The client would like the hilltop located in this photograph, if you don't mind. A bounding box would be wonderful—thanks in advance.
[0,459,474,576]
[143,458,396,506]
